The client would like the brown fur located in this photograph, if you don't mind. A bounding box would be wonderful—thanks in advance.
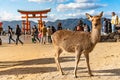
[52,12,103,78]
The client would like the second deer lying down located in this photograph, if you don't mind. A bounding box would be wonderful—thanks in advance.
[52,12,103,78]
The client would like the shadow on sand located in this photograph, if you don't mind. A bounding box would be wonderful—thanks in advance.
[0,56,85,75]
[0,67,56,75]
[78,68,120,77]
[0,56,120,77]
[93,68,120,76]
[0,56,77,68]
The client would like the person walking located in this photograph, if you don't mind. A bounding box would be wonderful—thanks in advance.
[0,37,2,45]
[33,25,40,43]
[8,26,15,44]
[31,27,36,43]
[15,24,23,45]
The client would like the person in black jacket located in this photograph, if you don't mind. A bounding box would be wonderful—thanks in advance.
[33,25,40,43]
[57,22,62,30]
[8,26,15,44]
[15,24,23,45]
[51,26,56,34]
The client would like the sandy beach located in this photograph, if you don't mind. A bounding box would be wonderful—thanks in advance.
[0,38,120,80]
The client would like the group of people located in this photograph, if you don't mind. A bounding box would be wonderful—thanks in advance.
[74,20,91,32]
[31,25,56,44]
[8,24,23,45]
[31,22,64,44]
[6,24,57,45]
[6,22,61,45]
[74,12,120,35]
[102,12,120,35]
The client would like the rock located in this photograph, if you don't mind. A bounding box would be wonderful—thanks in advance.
[100,32,120,42]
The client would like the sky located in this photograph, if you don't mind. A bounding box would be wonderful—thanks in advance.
[0,0,120,22]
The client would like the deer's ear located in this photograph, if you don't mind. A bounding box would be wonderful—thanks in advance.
[86,13,93,21]
[99,11,103,17]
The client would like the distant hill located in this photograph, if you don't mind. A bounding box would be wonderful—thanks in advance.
[46,18,92,30]
[2,18,92,31]
[2,20,37,31]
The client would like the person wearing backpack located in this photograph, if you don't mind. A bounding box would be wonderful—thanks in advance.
[8,26,15,44]
[15,24,23,45]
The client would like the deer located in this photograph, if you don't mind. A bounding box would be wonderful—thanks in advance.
[51,12,103,78]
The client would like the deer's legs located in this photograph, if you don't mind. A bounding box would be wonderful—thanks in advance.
[54,48,63,75]
[84,53,93,76]
[74,50,82,78]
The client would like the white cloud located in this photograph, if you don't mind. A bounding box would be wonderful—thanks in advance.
[65,10,95,18]
[57,0,68,3]
[57,2,107,12]
[45,14,57,22]
[103,11,120,18]
[64,10,117,20]
[10,0,18,1]
[28,0,53,2]
[75,0,96,3]
[0,10,56,22]
[28,0,68,3]
[0,11,21,21]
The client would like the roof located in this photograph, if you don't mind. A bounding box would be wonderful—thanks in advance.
[18,9,51,14]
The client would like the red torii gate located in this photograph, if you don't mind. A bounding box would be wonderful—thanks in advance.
[18,9,51,34]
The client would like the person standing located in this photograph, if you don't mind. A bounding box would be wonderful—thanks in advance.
[51,26,56,34]
[76,20,84,31]
[15,24,23,45]
[8,26,15,44]
[57,22,62,30]
[102,18,108,35]
[47,26,52,43]
[83,23,89,32]
[111,12,118,33]
[108,19,112,33]
[41,25,47,44]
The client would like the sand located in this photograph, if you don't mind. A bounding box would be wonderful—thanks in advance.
[0,41,120,80]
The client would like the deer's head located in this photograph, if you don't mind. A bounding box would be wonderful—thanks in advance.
[86,12,103,29]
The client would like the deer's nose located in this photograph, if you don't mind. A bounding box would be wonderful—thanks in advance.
[95,24,98,26]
